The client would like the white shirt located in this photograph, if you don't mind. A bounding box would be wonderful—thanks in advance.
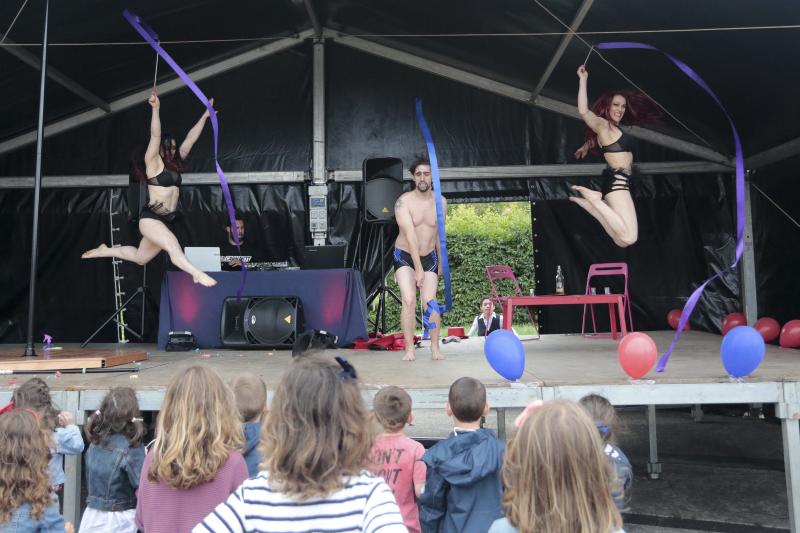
[467,313,518,337]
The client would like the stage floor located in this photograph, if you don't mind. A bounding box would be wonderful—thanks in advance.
[1,330,798,410]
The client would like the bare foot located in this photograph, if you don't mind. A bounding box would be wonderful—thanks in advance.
[431,349,445,360]
[571,185,603,203]
[402,350,416,362]
[81,244,108,259]
[193,272,217,287]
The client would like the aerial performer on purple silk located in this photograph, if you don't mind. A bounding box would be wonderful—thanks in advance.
[571,64,661,248]
[82,90,217,287]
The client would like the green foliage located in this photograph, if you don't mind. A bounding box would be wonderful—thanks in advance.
[377,202,535,330]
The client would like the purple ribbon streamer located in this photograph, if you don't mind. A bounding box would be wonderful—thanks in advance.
[596,42,744,371]
[123,10,247,293]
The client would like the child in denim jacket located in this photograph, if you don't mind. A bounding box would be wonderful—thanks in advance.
[579,394,633,511]
[79,388,146,533]
[12,378,85,493]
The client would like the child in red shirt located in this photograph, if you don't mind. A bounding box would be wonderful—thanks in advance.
[370,386,427,533]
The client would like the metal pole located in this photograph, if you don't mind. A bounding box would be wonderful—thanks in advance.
[741,171,758,325]
[23,0,50,357]
[310,38,328,246]
[647,405,662,479]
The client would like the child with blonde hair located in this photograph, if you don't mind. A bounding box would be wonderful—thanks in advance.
[196,356,407,532]
[489,400,624,533]
[579,394,633,509]
[230,374,267,477]
[135,366,247,533]
[370,386,426,533]
[12,378,84,494]
[79,387,146,533]
[0,409,74,533]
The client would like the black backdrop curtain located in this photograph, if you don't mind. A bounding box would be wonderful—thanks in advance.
[0,184,307,343]
[531,172,739,334]
[751,156,800,324]
[527,106,740,334]
[328,181,398,303]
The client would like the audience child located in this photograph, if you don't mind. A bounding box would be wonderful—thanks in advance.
[196,356,407,532]
[79,387,146,533]
[135,366,247,533]
[0,409,74,533]
[579,394,633,509]
[231,375,267,477]
[12,378,84,493]
[489,400,624,533]
[370,386,427,533]
[419,377,504,533]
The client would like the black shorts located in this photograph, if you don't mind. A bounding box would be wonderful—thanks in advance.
[139,202,178,225]
[601,166,636,198]
[393,248,438,273]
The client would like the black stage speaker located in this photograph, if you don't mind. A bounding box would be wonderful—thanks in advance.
[363,157,404,222]
[220,296,303,348]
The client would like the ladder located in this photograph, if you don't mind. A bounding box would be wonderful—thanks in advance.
[109,189,129,343]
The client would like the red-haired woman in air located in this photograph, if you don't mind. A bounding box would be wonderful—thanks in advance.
[572,65,660,248]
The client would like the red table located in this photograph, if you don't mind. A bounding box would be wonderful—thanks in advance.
[502,294,628,339]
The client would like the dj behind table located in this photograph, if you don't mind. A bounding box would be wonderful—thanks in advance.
[218,217,295,271]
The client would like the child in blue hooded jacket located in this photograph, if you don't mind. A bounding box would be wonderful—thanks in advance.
[419,377,504,533]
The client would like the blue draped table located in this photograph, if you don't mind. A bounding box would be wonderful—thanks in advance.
[158,269,368,349]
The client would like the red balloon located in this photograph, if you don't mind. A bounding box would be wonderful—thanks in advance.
[666,309,690,331]
[618,332,658,379]
[722,312,747,336]
[754,317,780,343]
[780,320,800,348]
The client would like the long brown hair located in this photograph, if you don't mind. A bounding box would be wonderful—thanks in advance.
[85,387,146,447]
[0,410,54,525]
[12,378,59,431]
[260,357,375,498]
[148,366,243,489]
[502,400,622,533]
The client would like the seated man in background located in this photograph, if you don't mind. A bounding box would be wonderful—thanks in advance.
[467,298,518,338]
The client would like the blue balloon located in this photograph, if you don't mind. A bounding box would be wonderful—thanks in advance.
[484,329,525,381]
[720,325,765,378]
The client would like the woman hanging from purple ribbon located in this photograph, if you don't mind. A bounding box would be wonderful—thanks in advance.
[571,65,661,248]
[82,90,217,287]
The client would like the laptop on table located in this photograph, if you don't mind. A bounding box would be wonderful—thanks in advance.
[184,247,222,272]
[303,245,346,270]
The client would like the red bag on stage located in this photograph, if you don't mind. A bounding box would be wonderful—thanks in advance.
[351,332,420,351]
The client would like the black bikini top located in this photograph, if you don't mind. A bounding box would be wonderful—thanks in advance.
[147,168,182,187]
[600,128,635,154]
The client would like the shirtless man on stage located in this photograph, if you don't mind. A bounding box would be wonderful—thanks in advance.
[393,157,447,362]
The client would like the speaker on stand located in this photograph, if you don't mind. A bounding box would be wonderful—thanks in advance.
[356,157,405,334]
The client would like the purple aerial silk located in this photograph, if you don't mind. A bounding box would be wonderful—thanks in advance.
[596,42,743,371]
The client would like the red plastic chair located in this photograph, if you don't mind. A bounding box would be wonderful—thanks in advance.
[581,263,633,337]
[485,265,536,328]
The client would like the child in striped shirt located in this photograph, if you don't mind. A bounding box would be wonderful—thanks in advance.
[195,356,407,533]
